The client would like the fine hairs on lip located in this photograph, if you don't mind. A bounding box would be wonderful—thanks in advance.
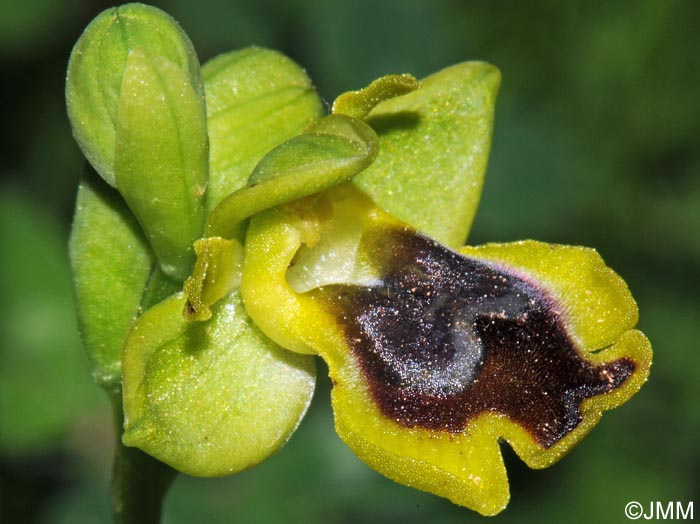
[324,227,636,447]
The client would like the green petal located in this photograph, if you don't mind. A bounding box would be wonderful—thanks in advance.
[206,114,378,239]
[69,169,154,388]
[332,73,420,119]
[115,48,208,281]
[121,291,316,477]
[66,3,202,186]
[203,47,324,212]
[354,62,500,248]
[183,237,243,322]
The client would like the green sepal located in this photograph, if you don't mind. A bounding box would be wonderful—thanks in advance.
[115,48,208,282]
[121,291,316,477]
[66,3,202,187]
[205,114,378,239]
[69,167,154,388]
[183,237,243,322]
[203,47,324,212]
[355,62,501,248]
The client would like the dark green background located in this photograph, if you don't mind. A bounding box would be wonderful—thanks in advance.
[1,0,698,522]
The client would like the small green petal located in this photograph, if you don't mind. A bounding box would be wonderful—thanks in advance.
[66,3,201,186]
[115,48,208,281]
[203,47,324,212]
[121,292,316,477]
[354,62,501,248]
[206,114,378,239]
[332,73,420,119]
[183,237,243,322]
[69,168,154,388]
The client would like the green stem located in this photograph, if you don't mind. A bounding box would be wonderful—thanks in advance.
[109,388,177,524]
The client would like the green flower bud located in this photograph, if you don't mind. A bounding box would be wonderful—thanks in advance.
[114,47,208,281]
[66,3,202,187]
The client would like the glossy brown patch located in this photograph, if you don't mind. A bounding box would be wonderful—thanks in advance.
[321,228,635,448]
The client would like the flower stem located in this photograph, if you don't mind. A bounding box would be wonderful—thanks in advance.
[109,387,176,524]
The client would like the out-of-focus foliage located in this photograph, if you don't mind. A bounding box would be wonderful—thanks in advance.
[1,0,698,522]
[0,192,102,453]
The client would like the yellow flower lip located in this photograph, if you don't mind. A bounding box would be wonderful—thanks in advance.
[241,184,652,515]
[319,226,637,448]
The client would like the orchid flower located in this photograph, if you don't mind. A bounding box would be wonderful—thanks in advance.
[66,4,651,519]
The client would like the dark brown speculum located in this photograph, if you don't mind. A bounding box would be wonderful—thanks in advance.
[321,228,635,448]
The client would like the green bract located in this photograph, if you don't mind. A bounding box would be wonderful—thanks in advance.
[67,4,650,520]
[69,169,153,389]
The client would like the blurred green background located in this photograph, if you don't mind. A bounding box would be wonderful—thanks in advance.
[1,0,698,522]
